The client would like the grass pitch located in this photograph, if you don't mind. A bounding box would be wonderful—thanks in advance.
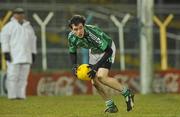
[0,94,180,117]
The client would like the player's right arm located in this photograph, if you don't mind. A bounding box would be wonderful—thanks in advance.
[68,32,77,65]
[68,32,78,77]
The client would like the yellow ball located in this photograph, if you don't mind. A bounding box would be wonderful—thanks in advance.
[76,64,91,81]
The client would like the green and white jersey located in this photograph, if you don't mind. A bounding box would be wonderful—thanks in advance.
[68,25,112,54]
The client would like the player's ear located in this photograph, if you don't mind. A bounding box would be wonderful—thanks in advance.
[68,25,73,31]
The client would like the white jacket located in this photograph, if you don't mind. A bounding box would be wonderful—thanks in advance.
[0,17,37,64]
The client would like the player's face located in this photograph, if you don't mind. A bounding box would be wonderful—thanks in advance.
[71,23,85,38]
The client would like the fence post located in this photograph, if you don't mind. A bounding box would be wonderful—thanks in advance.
[33,12,54,71]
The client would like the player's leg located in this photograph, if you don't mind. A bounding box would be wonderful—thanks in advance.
[97,68,123,91]
[16,63,30,99]
[6,62,20,99]
[91,78,109,100]
[97,68,134,111]
[91,78,118,113]
[89,49,118,113]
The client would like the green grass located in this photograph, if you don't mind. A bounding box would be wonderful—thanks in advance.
[0,94,180,117]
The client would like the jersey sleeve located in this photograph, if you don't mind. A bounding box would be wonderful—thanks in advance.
[68,33,77,53]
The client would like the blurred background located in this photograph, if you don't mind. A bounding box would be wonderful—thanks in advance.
[0,0,180,96]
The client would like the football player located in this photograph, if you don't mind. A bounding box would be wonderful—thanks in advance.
[67,15,134,113]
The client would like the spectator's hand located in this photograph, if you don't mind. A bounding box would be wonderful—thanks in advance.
[4,52,11,62]
[32,53,36,63]
[72,64,79,77]
[87,64,98,79]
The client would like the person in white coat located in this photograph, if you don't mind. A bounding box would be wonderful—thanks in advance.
[0,8,37,100]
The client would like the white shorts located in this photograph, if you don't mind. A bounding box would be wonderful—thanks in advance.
[89,41,116,65]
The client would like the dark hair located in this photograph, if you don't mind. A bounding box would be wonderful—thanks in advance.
[68,15,86,28]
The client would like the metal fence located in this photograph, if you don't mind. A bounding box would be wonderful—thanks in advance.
[0,2,180,71]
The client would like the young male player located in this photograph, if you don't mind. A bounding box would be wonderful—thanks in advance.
[67,15,134,113]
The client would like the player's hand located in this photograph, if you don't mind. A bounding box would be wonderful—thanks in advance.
[72,64,79,77]
[4,52,11,62]
[87,64,98,79]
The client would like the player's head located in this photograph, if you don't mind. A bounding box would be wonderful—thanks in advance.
[68,15,86,38]
[13,8,25,23]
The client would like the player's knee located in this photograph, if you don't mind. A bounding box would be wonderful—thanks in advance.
[96,69,109,83]
[97,74,106,83]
